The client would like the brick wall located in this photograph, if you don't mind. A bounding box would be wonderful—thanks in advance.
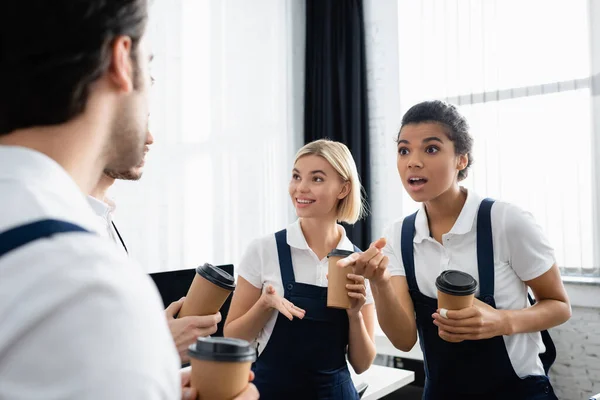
[550,306,600,400]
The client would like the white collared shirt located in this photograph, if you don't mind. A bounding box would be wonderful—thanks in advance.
[0,146,180,399]
[383,189,556,378]
[87,195,128,255]
[238,219,374,355]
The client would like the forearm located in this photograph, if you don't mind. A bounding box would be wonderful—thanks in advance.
[347,312,376,374]
[372,279,417,351]
[504,298,571,335]
[224,298,275,342]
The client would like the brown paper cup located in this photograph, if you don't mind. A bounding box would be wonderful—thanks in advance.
[327,250,354,309]
[188,337,256,400]
[179,264,235,317]
[435,270,478,343]
[437,291,474,343]
[190,359,252,400]
[437,290,475,310]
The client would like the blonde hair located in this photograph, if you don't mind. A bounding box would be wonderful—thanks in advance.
[294,139,367,224]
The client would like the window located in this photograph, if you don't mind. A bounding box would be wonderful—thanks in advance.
[111,0,304,273]
[396,0,599,278]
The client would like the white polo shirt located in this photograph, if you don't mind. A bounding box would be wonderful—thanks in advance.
[383,189,555,378]
[0,146,180,399]
[87,195,128,255]
[238,219,374,355]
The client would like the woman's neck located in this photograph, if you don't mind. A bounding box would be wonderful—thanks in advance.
[299,216,342,260]
[424,185,467,226]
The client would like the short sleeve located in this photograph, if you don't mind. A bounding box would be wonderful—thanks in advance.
[383,221,406,277]
[500,203,556,282]
[237,239,264,289]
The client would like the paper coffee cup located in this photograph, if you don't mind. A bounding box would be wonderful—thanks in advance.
[188,337,256,400]
[179,263,236,318]
[327,249,355,309]
[436,270,478,311]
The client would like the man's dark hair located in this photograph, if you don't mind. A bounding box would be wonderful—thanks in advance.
[398,100,473,181]
[0,0,148,136]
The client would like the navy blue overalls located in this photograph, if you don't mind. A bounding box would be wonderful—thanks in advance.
[0,219,89,259]
[401,199,558,400]
[252,229,360,400]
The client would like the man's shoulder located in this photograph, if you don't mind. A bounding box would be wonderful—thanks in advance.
[0,233,155,313]
[0,234,180,399]
[4,230,131,268]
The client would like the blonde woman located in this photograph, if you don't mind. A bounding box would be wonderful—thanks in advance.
[224,139,376,400]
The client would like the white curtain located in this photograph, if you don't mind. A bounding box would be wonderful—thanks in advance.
[111,0,305,273]
[366,0,598,276]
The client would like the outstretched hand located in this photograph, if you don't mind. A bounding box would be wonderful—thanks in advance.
[261,284,305,320]
[337,238,389,285]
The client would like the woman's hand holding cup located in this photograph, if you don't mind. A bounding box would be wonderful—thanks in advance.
[433,298,511,342]
[346,273,368,317]
[337,238,390,286]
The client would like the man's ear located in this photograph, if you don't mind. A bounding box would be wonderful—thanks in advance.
[107,36,135,93]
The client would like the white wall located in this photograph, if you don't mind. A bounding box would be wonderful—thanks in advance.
[363,0,405,239]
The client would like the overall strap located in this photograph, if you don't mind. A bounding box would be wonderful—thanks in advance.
[0,219,90,258]
[476,198,496,302]
[476,199,556,374]
[477,199,545,304]
[274,229,295,284]
[400,211,419,291]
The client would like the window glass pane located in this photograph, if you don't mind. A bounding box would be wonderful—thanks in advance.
[398,0,591,98]
[396,0,596,275]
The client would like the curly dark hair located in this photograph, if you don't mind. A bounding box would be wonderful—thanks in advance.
[0,0,148,135]
[398,100,473,181]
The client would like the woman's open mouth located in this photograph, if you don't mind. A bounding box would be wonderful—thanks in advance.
[407,176,428,191]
